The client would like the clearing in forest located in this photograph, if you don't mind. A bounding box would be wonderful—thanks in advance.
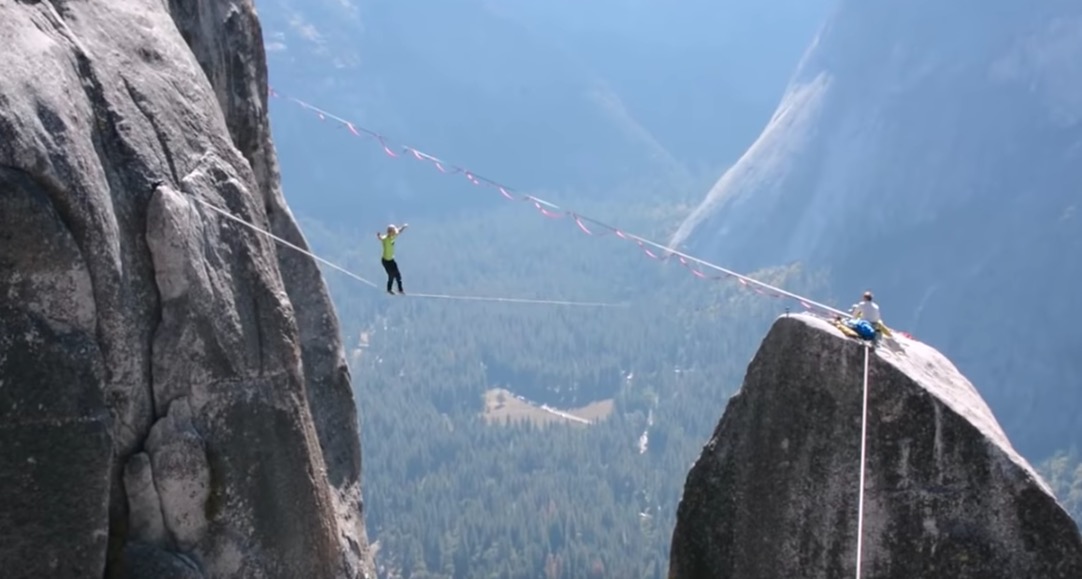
[482,388,614,427]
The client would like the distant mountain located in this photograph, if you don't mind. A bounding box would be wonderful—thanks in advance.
[255,0,831,223]
[672,0,1082,460]
[492,0,835,167]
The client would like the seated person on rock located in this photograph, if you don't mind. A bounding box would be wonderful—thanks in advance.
[850,291,891,341]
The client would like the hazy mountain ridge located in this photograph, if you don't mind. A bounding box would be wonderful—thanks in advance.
[254,0,830,224]
[257,0,688,224]
[673,0,1082,460]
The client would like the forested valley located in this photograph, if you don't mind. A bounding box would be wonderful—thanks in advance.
[302,197,830,577]
[258,3,1081,573]
[295,194,1082,577]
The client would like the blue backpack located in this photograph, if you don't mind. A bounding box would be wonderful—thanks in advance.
[849,319,877,340]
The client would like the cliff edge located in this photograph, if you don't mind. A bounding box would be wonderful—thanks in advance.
[0,1,372,577]
[668,314,1082,579]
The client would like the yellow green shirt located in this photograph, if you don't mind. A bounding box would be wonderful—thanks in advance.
[380,233,397,260]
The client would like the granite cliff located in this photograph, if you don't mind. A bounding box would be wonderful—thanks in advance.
[0,1,372,577]
[669,314,1082,579]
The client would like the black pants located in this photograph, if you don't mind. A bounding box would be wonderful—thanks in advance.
[381,258,403,292]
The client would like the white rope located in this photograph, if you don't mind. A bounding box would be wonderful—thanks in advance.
[512,198,847,317]
[194,197,379,287]
[855,344,871,578]
[502,192,846,317]
[621,232,847,317]
[290,98,358,128]
[193,197,626,308]
[275,90,855,318]
[200,189,839,315]
[408,292,628,308]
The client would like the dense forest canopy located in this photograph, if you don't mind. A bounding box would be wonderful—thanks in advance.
[257,1,1082,576]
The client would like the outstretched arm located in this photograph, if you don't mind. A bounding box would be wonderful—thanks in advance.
[398,223,410,234]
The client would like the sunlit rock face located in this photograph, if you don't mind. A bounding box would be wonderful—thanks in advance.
[0,1,372,577]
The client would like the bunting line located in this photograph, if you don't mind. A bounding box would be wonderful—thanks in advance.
[271,87,897,571]
[267,87,849,319]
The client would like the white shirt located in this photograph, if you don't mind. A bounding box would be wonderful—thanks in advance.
[853,300,881,323]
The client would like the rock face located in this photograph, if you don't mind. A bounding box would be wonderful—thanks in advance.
[0,1,372,578]
[668,314,1082,579]
[669,0,1082,459]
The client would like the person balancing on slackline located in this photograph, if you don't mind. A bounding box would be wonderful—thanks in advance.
[377,223,408,295]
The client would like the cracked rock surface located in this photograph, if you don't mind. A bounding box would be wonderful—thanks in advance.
[0,1,372,577]
[668,314,1082,579]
